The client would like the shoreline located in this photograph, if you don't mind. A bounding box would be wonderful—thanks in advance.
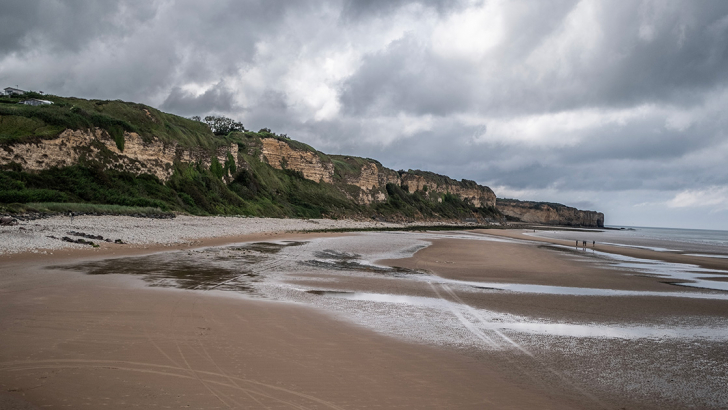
[1,227,591,409]
[475,228,728,272]
[2,218,728,408]
[0,214,501,258]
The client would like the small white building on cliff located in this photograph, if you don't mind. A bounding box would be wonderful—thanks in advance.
[3,87,26,96]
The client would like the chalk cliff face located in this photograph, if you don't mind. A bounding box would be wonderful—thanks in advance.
[0,125,602,224]
[0,128,238,182]
[496,199,604,227]
[258,138,496,207]
[260,138,334,183]
[400,172,496,208]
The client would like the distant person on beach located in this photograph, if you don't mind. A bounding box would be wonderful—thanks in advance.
[69,212,74,222]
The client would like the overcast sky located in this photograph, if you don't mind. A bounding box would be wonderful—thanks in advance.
[2,0,727,229]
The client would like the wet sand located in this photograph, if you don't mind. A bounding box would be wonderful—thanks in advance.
[378,236,728,322]
[480,229,728,271]
[0,232,585,410]
[2,228,728,409]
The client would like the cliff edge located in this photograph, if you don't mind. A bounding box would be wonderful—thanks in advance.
[497,198,604,228]
[0,93,601,225]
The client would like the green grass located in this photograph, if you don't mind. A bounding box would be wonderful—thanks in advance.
[0,95,234,151]
[331,155,374,182]
[0,94,503,222]
[371,183,500,221]
[0,202,173,217]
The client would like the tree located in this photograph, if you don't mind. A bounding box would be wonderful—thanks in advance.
[199,115,245,136]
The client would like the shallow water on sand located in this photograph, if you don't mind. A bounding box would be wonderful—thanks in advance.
[53,231,728,409]
[56,232,728,343]
[529,226,728,256]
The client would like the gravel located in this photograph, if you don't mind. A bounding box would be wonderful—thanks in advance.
[0,215,416,255]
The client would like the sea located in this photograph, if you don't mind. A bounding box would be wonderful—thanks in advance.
[528,226,728,257]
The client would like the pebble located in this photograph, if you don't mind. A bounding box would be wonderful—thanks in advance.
[0,215,419,255]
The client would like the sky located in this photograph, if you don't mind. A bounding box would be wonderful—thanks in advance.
[1,0,728,230]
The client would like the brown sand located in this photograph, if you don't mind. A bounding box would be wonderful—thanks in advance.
[0,232,584,410]
[378,233,728,322]
[3,228,727,409]
[479,228,728,271]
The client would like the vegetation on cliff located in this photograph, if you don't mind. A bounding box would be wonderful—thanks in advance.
[0,94,501,221]
[0,93,228,151]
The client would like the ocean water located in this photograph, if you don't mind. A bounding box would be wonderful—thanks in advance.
[528,226,728,256]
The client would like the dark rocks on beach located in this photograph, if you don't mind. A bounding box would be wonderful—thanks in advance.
[61,236,99,247]
[68,231,104,241]
[0,216,18,226]
[0,212,176,222]
[66,231,126,245]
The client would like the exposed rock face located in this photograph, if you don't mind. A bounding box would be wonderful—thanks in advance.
[0,128,238,181]
[260,138,334,183]
[258,138,497,208]
[339,161,389,204]
[497,199,604,227]
[0,129,96,171]
[400,172,496,208]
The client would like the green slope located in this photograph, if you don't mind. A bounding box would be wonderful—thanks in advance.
[0,94,500,221]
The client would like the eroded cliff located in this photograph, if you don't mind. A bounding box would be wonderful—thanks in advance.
[0,128,238,182]
[260,138,334,184]
[0,93,602,223]
[258,138,496,208]
[496,199,604,227]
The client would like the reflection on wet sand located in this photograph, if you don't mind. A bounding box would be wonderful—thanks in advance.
[307,290,728,340]
[543,243,728,292]
[52,231,728,409]
[51,240,308,293]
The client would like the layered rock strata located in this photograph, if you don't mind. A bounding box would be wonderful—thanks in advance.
[497,199,605,227]
[260,139,334,183]
[0,128,237,181]
[259,138,496,207]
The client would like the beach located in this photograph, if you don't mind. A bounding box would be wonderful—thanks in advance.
[2,217,728,409]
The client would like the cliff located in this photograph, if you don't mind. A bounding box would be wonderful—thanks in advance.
[497,198,604,228]
[0,93,600,224]
[0,128,237,182]
[257,137,496,208]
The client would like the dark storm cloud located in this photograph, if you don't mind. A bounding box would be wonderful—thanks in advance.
[2,0,728,227]
[340,36,475,116]
[161,83,237,116]
[337,1,728,118]
[0,1,157,54]
[575,2,728,109]
[340,0,455,20]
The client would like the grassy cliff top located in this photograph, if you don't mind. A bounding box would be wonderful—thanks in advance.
[0,93,230,150]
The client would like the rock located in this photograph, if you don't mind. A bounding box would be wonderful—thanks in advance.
[0,216,18,226]
[496,199,604,228]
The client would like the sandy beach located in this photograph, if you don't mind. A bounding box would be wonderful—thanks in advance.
[2,217,728,409]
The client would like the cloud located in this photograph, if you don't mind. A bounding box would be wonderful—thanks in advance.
[2,0,728,228]
[667,186,728,210]
[160,82,238,117]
